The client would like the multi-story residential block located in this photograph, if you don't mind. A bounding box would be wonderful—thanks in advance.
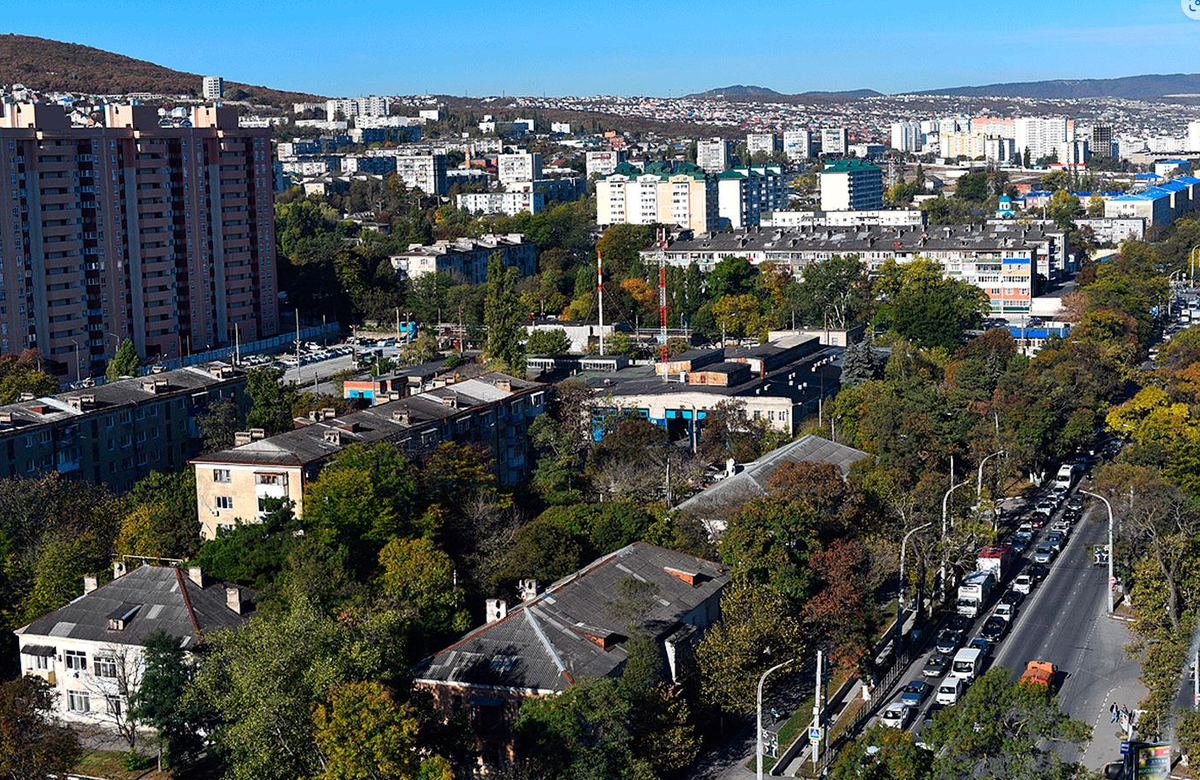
[1106,176,1200,228]
[595,161,717,234]
[760,209,925,228]
[498,152,543,186]
[1014,117,1074,162]
[696,138,731,173]
[783,129,817,161]
[324,96,391,120]
[819,159,883,211]
[191,373,544,538]
[0,103,279,381]
[340,155,397,175]
[456,190,545,216]
[415,543,728,767]
[890,121,923,152]
[985,137,1017,164]
[820,127,848,156]
[0,362,246,491]
[746,132,779,158]
[1059,140,1090,166]
[585,150,626,178]
[648,223,1072,310]
[15,563,248,731]
[389,233,537,284]
[202,75,223,101]
[715,165,789,229]
[1091,125,1116,158]
[941,131,988,160]
[395,153,449,195]
[530,176,586,203]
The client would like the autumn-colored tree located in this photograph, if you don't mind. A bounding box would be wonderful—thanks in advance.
[312,681,421,780]
[802,539,878,674]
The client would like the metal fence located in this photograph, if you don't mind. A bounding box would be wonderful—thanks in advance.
[151,323,342,371]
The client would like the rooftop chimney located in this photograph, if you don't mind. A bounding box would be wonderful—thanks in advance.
[226,586,244,615]
[83,574,98,594]
[234,431,253,446]
[188,566,204,587]
[486,598,508,623]
[112,561,127,580]
[249,428,266,441]
[518,579,538,602]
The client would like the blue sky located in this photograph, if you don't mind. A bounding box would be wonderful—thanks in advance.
[5,0,1200,96]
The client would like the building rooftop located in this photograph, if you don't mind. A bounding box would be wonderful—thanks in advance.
[675,434,870,529]
[16,564,248,649]
[414,543,728,694]
[823,159,881,174]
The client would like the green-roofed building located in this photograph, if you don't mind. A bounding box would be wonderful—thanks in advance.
[820,158,884,211]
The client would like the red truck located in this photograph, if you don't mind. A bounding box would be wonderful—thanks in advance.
[976,544,1014,580]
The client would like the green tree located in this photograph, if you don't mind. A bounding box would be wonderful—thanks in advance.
[197,397,243,454]
[312,681,423,780]
[484,252,526,373]
[696,583,805,714]
[399,331,442,366]
[954,171,989,203]
[796,254,873,329]
[117,471,201,558]
[874,257,990,350]
[708,256,758,299]
[378,537,470,639]
[841,331,882,386]
[131,630,205,770]
[245,367,298,436]
[0,676,80,780]
[527,328,572,355]
[830,725,931,780]
[106,338,140,381]
[0,351,57,403]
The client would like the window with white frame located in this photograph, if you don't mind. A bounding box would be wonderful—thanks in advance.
[213,468,231,483]
[215,496,234,510]
[105,695,122,717]
[64,649,86,670]
[93,655,118,678]
[67,690,90,712]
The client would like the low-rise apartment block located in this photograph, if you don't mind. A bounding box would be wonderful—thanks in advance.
[0,363,246,491]
[389,234,537,285]
[585,150,626,178]
[746,132,780,158]
[457,190,545,216]
[191,373,544,538]
[761,209,925,229]
[783,129,817,161]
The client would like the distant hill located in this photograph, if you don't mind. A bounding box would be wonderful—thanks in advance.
[912,72,1200,100]
[687,84,883,102]
[0,34,322,107]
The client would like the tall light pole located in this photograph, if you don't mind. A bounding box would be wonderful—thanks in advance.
[1079,489,1115,614]
[977,449,1006,530]
[898,521,933,652]
[939,479,971,602]
[757,657,796,780]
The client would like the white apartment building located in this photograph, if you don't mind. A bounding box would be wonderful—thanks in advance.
[819,159,883,211]
[457,190,545,216]
[595,162,716,234]
[783,129,817,161]
[941,131,988,160]
[202,75,223,101]
[325,96,391,120]
[395,153,449,195]
[1058,140,1090,167]
[390,233,537,285]
[498,152,543,186]
[746,132,780,158]
[890,121,923,153]
[697,138,731,173]
[15,564,248,730]
[820,128,848,156]
[760,209,924,228]
[1015,117,1073,162]
[586,150,626,178]
[985,137,1017,164]
[1187,121,1200,152]
[715,166,789,229]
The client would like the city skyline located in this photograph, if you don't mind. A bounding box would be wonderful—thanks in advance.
[3,0,1198,97]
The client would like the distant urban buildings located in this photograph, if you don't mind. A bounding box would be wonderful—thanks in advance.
[498,151,543,186]
[746,132,780,158]
[585,150,626,178]
[0,103,279,381]
[389,234,537,285]
[696,138,732,173]
[595,161,717,234]
[395,152,449,195]
[819,159,884,211]
[783,129,817,161]
[890,121,923,153]
[202,75,223,100]
[715,166,789,229]
[325,95,391,119]
[820,127,848,156]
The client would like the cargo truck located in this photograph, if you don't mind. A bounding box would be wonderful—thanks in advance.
[976,545,1014,580]
[956,570,996,618]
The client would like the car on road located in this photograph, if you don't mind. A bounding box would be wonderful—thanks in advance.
[1033,499,1055,518]
[922,654,950,679]
[968,637,992,657]
[900,680,932,707]
[993,603,1016,622]
[1066,495,1084,512]
[947,614,972,632]
[936,677,965,705]
[1010,538,1029,555]
[1014,527,1034,544]
[936,628,965,655]
[1028,563,1049,582]
[980,616,1009,642]
[1049,486,1068,504]
[1045,532,1065,552]
[1050,520,1071,535]
[1019,661,1057,690]
[880,702,914,730]
[1033,544,1056,564]
[1013,573,1035,594]
[1000,588,1024,607]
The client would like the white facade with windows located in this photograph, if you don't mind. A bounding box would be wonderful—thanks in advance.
[498,152,543,186]
[395,153,449,195]
[783,129,817,161]
[697,138,731,173]
[820,128,848,155]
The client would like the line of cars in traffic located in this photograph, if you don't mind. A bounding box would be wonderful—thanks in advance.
[876,459,1089,732]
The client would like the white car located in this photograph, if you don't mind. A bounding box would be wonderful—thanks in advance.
[1050,520,1070,535]
[880,702,913,729]
[993,603,1016,622]
[1013,573,1034,594]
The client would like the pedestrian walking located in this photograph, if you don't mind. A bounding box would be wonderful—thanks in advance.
[1110,703,1118,724]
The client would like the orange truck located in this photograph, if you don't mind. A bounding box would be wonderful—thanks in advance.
[1020,661,1056,689]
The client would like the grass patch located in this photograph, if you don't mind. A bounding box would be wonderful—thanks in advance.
[75,749,164,780]
[745,666,854,773]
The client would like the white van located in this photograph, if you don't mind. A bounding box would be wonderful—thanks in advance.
[950,647,983,681]
[1052,463,1077,490]
[936,677,965,705]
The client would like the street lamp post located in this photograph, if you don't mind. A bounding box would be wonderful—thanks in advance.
[977,449,1006,531]
[1079,489,1115,614]
[898,522,933,652]
[939,479,971,602]
[757,658,797,780]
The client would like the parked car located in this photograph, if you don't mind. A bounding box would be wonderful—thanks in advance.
[880,702,914,730]
[968,637,993,657]
[1028,563,1049,582]
[1033,544,1056,564]
[1013,573,1035,594]
[1000,589,1024,607]
[922,654,951,679]
[900,680,932,707]
[980,616,1009,642]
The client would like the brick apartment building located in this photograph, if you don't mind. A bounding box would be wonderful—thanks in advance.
[0,102,279,382]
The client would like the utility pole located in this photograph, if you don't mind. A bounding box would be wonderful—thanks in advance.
[295,309,301,364]
[898,522,933,654]
[657,227,669,370]
[757,658,796,780]
[811,650,826,772]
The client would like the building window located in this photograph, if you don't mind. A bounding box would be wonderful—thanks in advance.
[67,690,90,712]
[213,468,231,483]
[93,656,118,678]
[254,473,280,485]
[215,496,234,510]
[30,653,49,670]
[105,695,122,717]
[64,650,86,671]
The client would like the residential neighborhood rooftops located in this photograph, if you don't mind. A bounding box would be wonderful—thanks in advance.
[414,543,728,694]
[823,159,881,174]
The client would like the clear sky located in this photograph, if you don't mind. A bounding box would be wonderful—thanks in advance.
[5,0,1200,97]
